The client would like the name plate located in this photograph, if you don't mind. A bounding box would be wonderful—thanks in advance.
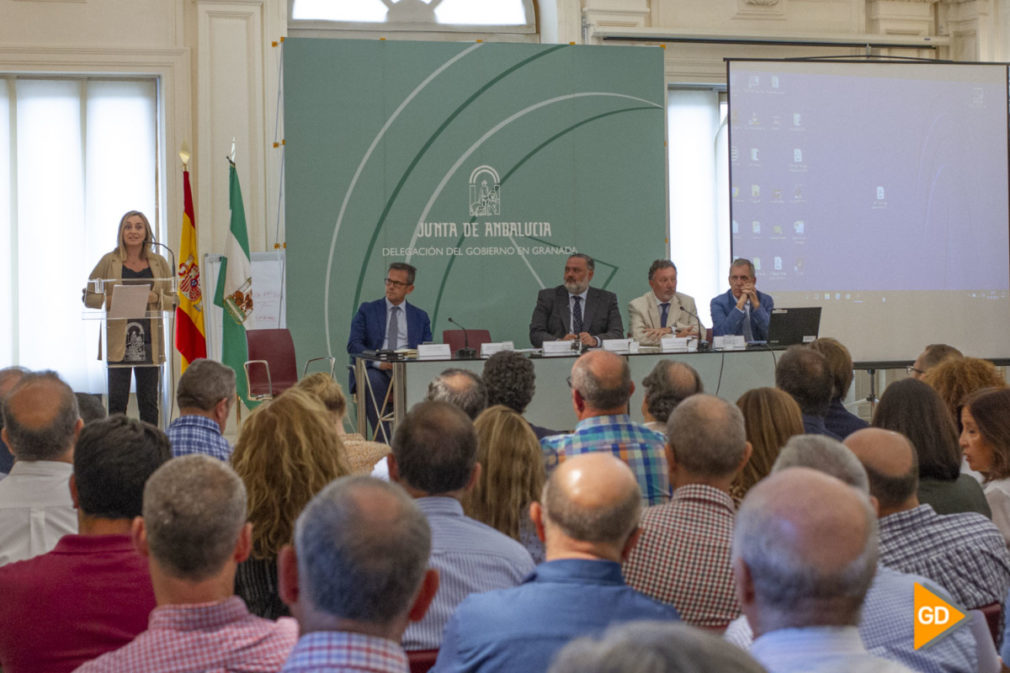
[542,340,575,356]
[712,335,746,351]
[480,341,515,357]
[660,336,699,353]
[417,343,452,360]
[602,338,634,354]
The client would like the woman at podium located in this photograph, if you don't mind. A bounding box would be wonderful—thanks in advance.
[82,210,173,425]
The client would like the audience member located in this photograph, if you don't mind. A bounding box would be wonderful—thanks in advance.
[734,468,914,673]
[482,350,560,439]
[910,343,963,379]
[775,345,838,439]
[0,366,27,474]
[542,350,669,506]
[0,370,81,564]
[389,400,534,650]
[166,358,235,461]
[623,394,749,629]
[297,372,389,474]
[922,356,1006,423]
[462,405,547,563]
[845,428,1010,609]
[550,621,766,673]
[873,378,989,517]
[277,476,438,673]
[434,453,677,673]
[809,337,868,438]
[74,393,108,425]
[960,388,1010,548]
[230,388,351,619]
[0,416,168,673]
[726,434,981,673]
[74,455,297,672]
[639,360,703,434]
[426,368,487,420]
[731,387,803,502]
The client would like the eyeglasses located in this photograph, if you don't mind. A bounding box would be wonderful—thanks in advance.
[906,366,924,376]
[384,278,409,288]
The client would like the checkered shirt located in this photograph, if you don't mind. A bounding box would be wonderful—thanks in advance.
[73,596,298,672]
[878,504,1010,609]
[622,484,739,628]
[167,415,233,461]
[541,414,670,506]
[281,632,408,673]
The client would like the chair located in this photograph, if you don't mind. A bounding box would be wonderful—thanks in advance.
[243,328,335,402]
[979,601,1002,646]
[442,329,492,356]
[407,649,439,673]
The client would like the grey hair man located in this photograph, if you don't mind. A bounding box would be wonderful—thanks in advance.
[388,400,534,651]
[732,467,914,673]
[725,433,983,673]
[75,454,297,673]
[623,394,750,629]
[542,350,669,506]
[166,358,236,461]
[910,343,962,379]
[425,368,487,420]
[0,370,82,564]
[775,345,838,439]
[528,253,624,348]
[639,360,703,433]
[277,476,439,672]
[433,453,678,673]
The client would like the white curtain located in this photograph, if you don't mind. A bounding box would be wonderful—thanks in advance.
[0,77,158,391]
[667,88,730,328]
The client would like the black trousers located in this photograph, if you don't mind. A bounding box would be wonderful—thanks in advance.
[107,365,160,426]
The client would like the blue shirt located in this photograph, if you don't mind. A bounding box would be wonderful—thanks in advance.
[166,415,232,461]
[433,559,679,673]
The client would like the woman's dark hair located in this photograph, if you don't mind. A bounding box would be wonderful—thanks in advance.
[962,387,1010,481]
[872,378,960,481]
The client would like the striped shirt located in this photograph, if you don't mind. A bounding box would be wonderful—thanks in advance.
[541,414,670,506]
[281,632,408,673]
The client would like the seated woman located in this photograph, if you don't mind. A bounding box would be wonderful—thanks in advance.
[872,377,990,518]
[731,387,804,503]
[960,387,1010,548]
[296,372,390,474]
[463,405,547,563]
[230,387,351,618]
[922,356,1006,422]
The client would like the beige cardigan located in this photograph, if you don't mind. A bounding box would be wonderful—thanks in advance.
[83,250,175,363]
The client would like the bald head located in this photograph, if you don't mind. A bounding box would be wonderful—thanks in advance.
[734,467,878,632]
[426,369,487,420]
[844,428,919,514]
[571,350,632,413]
[642,360,703,423]
[1,371,80,461]
[542,453,641,553]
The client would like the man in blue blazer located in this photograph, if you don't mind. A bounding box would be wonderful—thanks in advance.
[347,262,432,439]
[710,258,774,342]
[529,254,623,348]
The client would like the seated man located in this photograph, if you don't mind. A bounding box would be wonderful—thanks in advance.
[639,360,702,434]
[909,343,962,379]
[710,258,773,341]
[623,395,749,629]
[775,345,839,439]
[166,358,235,460]
[75,455,297,672]
[809,338,868,439]
[347,262,432,440]
[388,400,534,650]
[0,416,169,673]
[628,260,701,345]
[529,254,623,348]
[482,351,560,439]
[434,453,677,673]
[426,368,487,420]
[542,350,669,506]
[277,476,439,673]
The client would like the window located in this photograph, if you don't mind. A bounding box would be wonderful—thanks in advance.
[0,77,159,391]
[290,0,535,32]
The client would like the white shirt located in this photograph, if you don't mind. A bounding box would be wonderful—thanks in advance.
[0,460,77,566]
[750,626,916,673]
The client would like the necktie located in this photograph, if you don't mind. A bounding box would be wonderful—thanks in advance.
[743,303,754,342]
[387,306,400,349]
[660,302,670,328]
[572,296,584,334]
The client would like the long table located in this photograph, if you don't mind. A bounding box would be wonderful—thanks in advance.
[355,348,781,436]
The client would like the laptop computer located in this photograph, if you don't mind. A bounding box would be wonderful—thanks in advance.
[759,307,822,347]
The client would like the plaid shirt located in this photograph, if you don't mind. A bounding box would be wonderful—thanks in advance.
[74,596,298,673]
[167,415,232,461]
[878,504,1010,609]
[541,414,670,506]
[622,484,738,628]
[281,632,408,673]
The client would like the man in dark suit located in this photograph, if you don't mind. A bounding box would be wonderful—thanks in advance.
[347,262,432,440]
[529,254,623,348]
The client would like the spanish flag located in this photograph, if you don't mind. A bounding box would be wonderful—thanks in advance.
[175,169,206,370]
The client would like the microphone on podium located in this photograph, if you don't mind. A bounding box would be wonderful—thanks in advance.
[448,317,478,359]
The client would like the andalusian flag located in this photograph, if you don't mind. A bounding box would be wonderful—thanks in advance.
[175,169,206,371]
[214,161,253,403]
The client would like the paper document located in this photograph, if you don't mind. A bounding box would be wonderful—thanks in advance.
[108,284,151,319]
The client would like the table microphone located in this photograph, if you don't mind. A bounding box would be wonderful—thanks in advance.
[448,317,478,359]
